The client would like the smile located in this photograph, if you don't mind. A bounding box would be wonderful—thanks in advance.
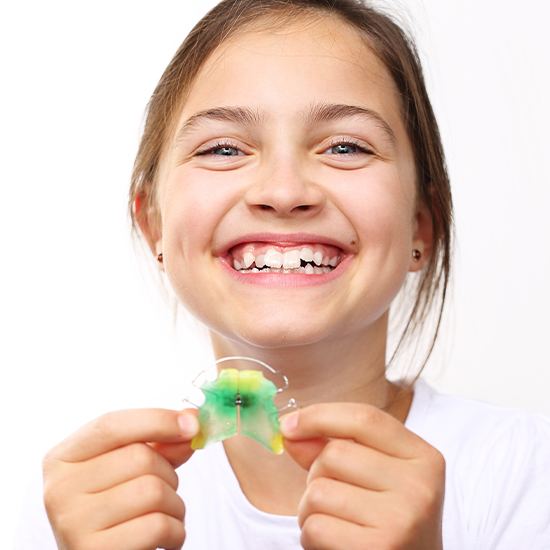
[228,242,343,274]
[219,242,352,288]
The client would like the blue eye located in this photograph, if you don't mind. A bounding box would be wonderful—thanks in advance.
[194,138,374,157]
[326,139,373,156]
[195,141,243,157]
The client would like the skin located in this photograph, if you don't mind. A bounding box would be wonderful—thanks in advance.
[43,15,444,550]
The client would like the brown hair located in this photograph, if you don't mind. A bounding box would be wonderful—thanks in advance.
[128,0,455,389]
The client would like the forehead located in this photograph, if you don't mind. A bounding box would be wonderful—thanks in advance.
[176,15,404,134]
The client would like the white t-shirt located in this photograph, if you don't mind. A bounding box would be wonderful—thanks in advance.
[15,378,550,549]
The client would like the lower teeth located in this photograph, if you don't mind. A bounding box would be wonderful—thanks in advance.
[238,266,334,274]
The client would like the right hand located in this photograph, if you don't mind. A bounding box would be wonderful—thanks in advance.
[42,407,200,550]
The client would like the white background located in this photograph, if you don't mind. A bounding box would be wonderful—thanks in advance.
[2,0,549,544]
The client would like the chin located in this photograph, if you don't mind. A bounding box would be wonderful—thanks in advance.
[235,317,334,349]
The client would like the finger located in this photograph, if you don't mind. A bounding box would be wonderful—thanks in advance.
[147,440,198,470]
[300,512,376,550]
[91,512,185,550]
[306,438,404,491]
[280,403,425,459]
[282,437,328,471]
[298,476,385,529]
[70,442,180,493]
[48,408,199,462]
[87,474,185,531]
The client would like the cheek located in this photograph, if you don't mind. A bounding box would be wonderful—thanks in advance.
[344,165,415,251]
[161,172,230,258]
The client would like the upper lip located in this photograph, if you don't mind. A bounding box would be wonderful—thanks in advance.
[216,232,353,257]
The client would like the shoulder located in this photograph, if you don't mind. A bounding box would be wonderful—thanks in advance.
[409,378,550,459]
[411,379,550,547]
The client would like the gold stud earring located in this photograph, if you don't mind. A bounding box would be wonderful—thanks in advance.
[412,249,421,261]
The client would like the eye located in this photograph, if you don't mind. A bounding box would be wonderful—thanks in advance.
[324,138,374,156]
[194,138,374,157]
[195,140,244,157]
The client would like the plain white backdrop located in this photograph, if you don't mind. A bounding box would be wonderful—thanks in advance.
[2,0,549,544]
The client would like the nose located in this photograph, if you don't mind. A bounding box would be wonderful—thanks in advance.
[243,160,326,219]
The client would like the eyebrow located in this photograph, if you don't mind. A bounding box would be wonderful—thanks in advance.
[173,102,397,147]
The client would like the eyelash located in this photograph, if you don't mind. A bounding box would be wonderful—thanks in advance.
[194,138,374,157]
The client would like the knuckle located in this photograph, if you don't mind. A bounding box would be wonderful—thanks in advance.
[140,474,168,506]
[42,447,61,475]
[300,513,326,547]
[403,476,441,513]
[320,438,349,467]
[352,404,381,428]
[93,411,117,439]
[48,508,73,539]
[148,512,173,537]
[42,481,58,512]
[129,442,157,472]
[305,477,330,508]
[147,512,185,546]
[175,494,187,521]
[42,478,68,515]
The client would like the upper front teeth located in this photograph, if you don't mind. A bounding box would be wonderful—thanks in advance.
[242,252,255,269]
[265,249,283,268]
[234,246,339,270]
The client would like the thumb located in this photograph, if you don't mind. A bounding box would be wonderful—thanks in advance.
[148,408,200,469]
[282,437,328,471]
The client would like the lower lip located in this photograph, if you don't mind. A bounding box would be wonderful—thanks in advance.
[218,254,353,287]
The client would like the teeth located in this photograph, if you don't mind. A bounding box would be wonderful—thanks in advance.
[282,249,301,269]
[264,249,283,268]
[231,245,342,271]
[255,253,266,268]
[239,265,333,274]
[243,252,255,269]
[300,247,314,262]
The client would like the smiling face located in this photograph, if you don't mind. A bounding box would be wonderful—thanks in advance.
[149,15,432,349]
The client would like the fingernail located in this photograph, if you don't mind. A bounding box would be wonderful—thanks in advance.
[177,413,199,437]
[280,411,299,435]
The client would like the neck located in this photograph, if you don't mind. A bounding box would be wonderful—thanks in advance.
[209,309,396,411]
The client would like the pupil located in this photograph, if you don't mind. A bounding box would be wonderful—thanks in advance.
[334,144,351,154]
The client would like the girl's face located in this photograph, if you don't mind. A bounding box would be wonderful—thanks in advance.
[153,17,431,348]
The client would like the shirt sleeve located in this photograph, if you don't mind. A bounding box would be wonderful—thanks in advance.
[467,411,550,549]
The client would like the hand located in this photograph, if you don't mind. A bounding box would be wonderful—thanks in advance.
[280,403,445,550]
[42,408,199,550]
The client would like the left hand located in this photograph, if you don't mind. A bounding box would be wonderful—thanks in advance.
[280,403,445,550]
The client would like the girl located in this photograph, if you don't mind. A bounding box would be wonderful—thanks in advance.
[21,0,550,548]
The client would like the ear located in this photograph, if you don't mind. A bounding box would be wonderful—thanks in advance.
[134,192,163,265]
[409,199,433,272]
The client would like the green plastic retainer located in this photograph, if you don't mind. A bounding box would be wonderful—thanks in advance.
[191,368,284,454]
